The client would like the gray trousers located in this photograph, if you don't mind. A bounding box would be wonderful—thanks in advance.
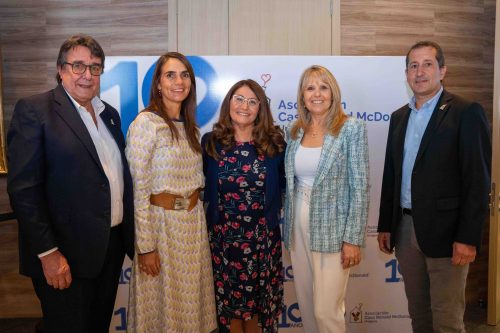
[395,214,469,333]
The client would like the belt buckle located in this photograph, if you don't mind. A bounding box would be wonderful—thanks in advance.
[174,197,190,210]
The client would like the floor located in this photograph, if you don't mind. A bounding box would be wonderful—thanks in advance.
[463,304,500,333]
[0,304,498,333]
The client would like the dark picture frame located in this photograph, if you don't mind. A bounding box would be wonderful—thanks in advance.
[0,47,7,174]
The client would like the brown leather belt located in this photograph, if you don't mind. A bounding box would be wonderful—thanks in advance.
[150,188,202,212]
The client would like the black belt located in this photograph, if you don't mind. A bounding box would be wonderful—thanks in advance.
[402,208,412,216]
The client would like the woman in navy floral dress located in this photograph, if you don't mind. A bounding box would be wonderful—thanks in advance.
[202,79,286,333]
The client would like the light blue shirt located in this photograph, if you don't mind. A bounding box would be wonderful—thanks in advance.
[400,87,443,209]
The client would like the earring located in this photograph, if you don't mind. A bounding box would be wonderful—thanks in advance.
[158,89,162,97]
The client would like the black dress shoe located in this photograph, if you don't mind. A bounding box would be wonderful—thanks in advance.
[35,319,44,333]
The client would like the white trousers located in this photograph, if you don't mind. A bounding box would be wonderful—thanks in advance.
[290,185,350,333]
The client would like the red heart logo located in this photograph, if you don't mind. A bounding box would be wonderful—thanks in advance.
[261,74,271,85]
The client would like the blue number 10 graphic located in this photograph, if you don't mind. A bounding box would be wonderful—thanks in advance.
[101,57,220,135]
[101,62,138,135]
[385,258,402,283]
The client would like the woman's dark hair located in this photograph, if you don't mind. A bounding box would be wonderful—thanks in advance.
[205,79,285,159]
[145,52,201,153]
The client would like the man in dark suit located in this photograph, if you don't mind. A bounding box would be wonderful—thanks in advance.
[377,41,491,333]
[7,34,134,333]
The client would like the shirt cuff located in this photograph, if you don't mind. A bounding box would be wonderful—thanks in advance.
[38,247,58,258]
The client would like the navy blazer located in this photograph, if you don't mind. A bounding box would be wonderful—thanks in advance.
[7,84,135,278]
[201,132,286,230]
[378,90,491,257]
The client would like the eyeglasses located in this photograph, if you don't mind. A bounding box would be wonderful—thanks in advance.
[232,94,260,108]
[64,62,103,76]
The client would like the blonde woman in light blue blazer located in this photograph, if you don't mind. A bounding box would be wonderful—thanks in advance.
[284,65,369,333]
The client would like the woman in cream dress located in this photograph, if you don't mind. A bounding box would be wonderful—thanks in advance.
[125,52,216,333]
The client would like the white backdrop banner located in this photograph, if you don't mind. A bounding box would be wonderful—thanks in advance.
[102,56,412,332]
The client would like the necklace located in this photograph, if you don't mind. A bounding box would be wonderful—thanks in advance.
[309,126,323,138]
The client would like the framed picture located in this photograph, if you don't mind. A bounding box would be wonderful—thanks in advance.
[0,47,7,174]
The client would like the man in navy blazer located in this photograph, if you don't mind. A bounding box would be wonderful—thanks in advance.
[7,35,134,333]
[377,41,491,332]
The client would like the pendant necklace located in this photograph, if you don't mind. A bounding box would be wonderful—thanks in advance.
[309,126,322,138]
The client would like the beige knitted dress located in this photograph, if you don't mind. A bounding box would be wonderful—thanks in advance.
[125,112,216,333]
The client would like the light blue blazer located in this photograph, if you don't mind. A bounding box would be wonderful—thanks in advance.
[283,118,370,253]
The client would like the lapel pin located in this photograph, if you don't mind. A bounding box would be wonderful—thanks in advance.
[110,119,115,126]
[439,104,447,110]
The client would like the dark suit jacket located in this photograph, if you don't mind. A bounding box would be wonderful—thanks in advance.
[201,132,286,230]
[378,89,491,258]
[7,84,134,279]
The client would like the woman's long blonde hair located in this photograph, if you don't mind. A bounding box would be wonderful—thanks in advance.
[290,65,347,140]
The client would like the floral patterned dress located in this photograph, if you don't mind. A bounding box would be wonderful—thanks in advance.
[209,141,283,333]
